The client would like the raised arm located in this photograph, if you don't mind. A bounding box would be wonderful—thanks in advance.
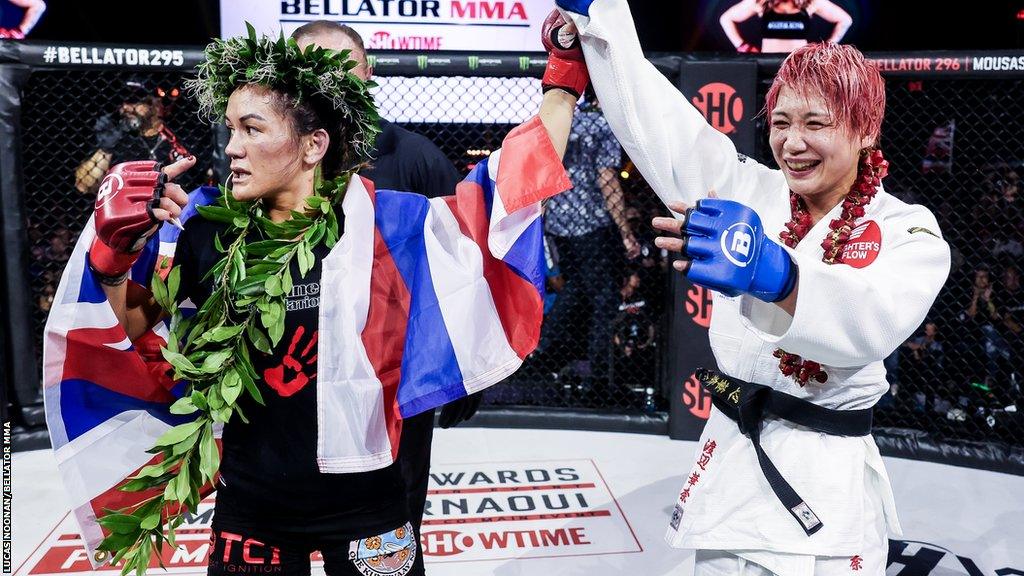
[95,157,194,339]
[559,0,782,211]
[720,0,760,51]
[537,10,589,161]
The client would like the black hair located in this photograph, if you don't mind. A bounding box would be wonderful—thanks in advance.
[265,89,359,180]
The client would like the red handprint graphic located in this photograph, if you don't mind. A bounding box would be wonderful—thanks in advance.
[264,326,318,397]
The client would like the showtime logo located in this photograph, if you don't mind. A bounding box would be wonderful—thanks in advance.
[422,527,591,557]
[368,31,443,50]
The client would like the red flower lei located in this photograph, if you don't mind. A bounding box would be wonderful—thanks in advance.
[774,148,889,386]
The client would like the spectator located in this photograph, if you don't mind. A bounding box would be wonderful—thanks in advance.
[530,88,636,385]
[613,271,656,386]
[964,265,1011,387]
[901,322,945,412]
[543,236,565,315]
[74,76,193,195]
[43,226,71,267]
[38,283,55,313]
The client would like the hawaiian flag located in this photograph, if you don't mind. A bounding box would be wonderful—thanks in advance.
[42,116,569,567]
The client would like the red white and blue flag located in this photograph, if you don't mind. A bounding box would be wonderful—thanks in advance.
[42,116,569,566]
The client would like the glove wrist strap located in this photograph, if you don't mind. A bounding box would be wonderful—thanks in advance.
[542,54,589,99]
[89,237,141,278]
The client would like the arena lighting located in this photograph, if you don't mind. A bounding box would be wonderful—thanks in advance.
[620,170,630,179]
[1017,8,1024,20]
[465,148,491,157]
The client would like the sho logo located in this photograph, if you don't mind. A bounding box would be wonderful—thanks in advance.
[681,372,712,419]
[692,82,744,135]
[95,173,124,209]
[417,55,429,69]
[684,284,713,328]
[422,530,470,557]
[721,223,756,267]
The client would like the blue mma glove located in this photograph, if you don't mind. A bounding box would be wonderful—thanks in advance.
[681,199,797,303]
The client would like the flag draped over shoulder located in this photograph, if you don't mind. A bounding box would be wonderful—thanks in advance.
[43,115,570,567]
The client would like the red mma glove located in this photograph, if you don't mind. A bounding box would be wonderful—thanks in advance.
[541,10,589,99]
[89,161,166,282]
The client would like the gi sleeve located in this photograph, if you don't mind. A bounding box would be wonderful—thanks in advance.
[564,0,784,209]
[739,205,952,368]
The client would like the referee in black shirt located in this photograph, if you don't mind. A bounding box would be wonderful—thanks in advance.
[292,20,483,549]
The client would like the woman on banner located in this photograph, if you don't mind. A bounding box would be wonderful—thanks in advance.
[556,0,950,574]
[719,0,853,54]
[43,11,588,576]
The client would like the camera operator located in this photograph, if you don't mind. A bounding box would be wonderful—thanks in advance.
[75,76,191,195]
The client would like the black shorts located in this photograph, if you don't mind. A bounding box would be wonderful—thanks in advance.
[207,519,424,576]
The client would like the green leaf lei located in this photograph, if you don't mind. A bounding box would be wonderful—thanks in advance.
[95,23,379,575]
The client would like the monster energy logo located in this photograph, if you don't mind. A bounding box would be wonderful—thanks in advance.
[468,55,479,70]
[367,54,376,68]
[417,55,428,70]
[519,56,531,71]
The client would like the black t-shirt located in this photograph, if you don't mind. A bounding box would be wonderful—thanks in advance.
[360,119,460,200]
[173,216,407,539]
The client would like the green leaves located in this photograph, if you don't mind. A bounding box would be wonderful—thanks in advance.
[297,240,314,277]
[201,349,232,373]
[221,369,243,405]
[207,325,245,343]
[97,514,141,535]
[168,396,198,415]
[247,323,272,354]
[199,422,220,484]
[196,205,242,225]
[153,421,203,448]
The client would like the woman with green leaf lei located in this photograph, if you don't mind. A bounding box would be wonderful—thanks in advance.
[76,15,583,576]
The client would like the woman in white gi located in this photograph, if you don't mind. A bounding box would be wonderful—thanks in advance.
[554,0,951,575]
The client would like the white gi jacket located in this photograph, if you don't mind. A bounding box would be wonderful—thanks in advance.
[566,0,952,557]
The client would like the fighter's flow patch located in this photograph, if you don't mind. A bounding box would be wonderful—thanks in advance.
[840,221,882,268]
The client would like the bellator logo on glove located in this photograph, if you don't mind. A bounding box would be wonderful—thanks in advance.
[95,172,125,210]
[89,161,169,281]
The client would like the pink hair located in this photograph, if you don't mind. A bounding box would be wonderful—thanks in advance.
[764,42,886,146]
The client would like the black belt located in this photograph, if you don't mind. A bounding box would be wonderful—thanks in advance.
[696,368,873,536]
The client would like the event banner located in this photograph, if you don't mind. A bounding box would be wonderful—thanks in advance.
[14,459,640,573]
[220,0,551,52]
